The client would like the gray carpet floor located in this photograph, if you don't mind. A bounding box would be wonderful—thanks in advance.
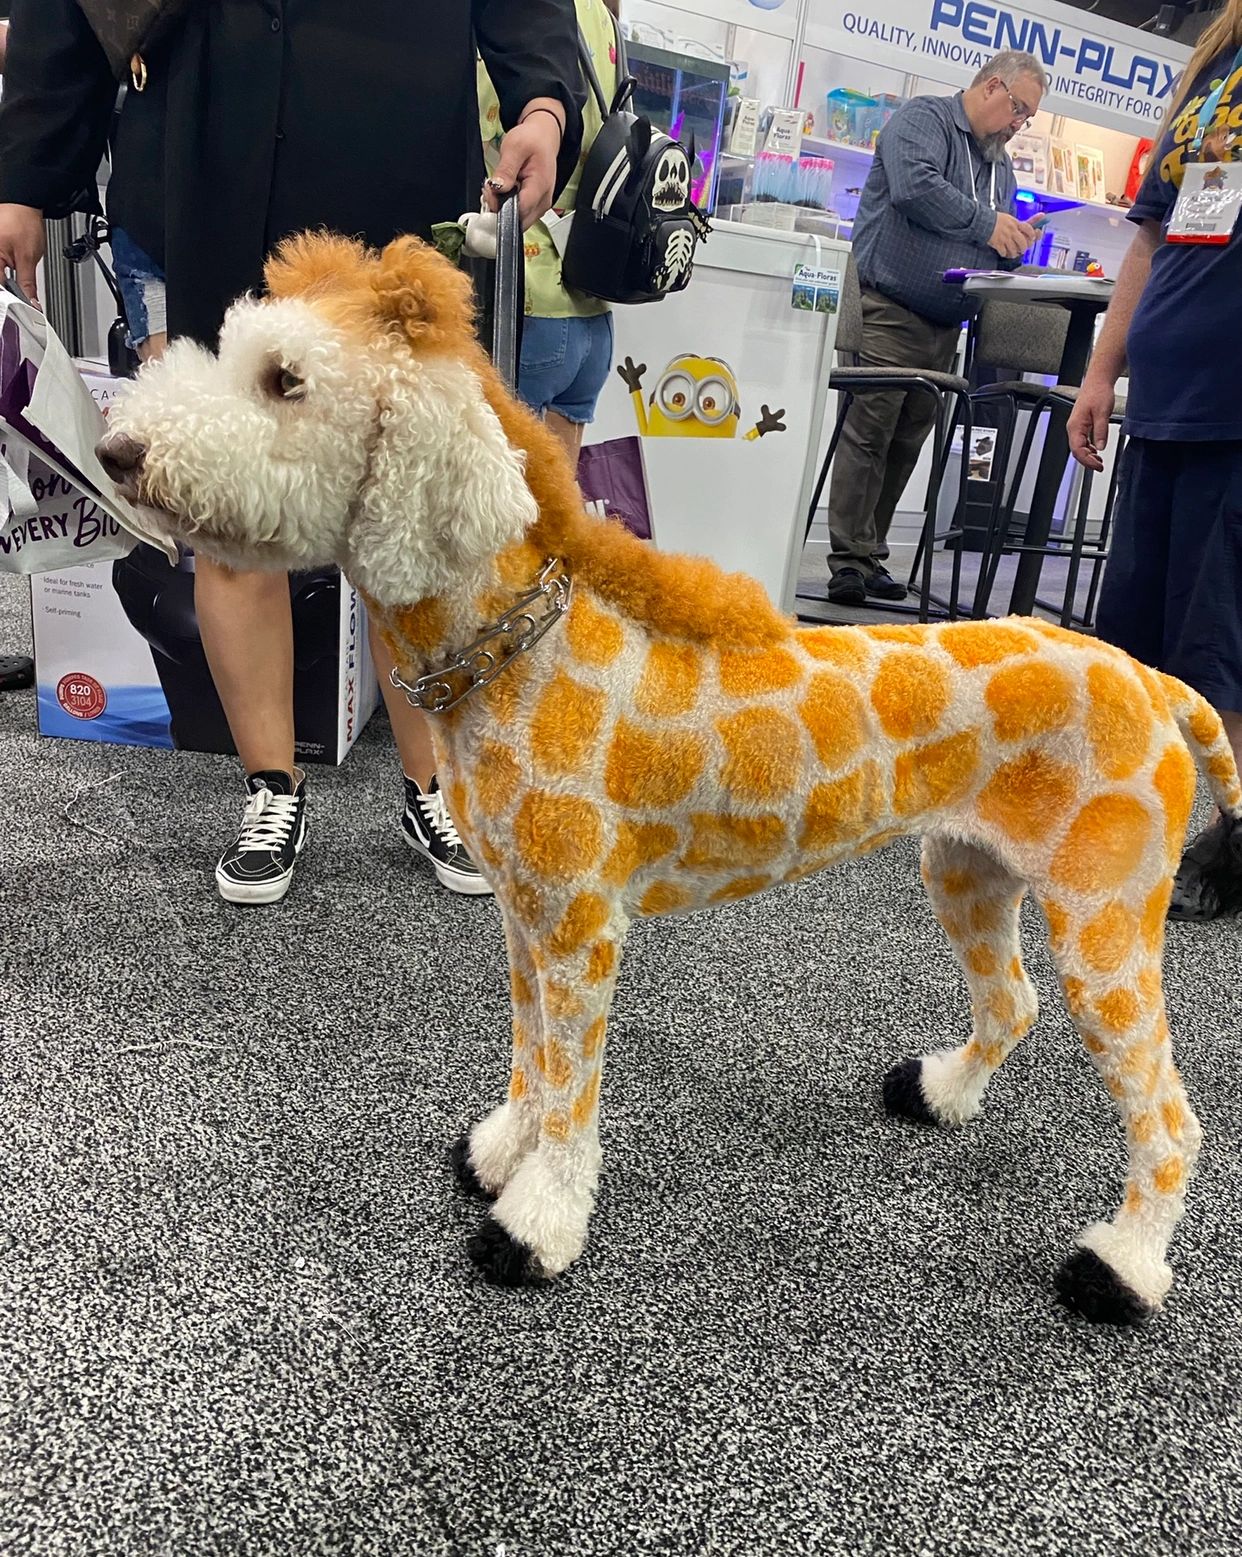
[2,569,1241,1557]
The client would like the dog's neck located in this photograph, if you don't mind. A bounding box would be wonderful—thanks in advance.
[363,353,593,673]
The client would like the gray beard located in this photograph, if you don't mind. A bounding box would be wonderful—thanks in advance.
[979,131,1013,163]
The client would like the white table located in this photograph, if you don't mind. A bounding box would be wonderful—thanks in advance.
[584,219,852,612]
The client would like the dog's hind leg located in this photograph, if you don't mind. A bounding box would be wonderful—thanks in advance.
[1040,881,1202,1324]
[453,910,545,1201]
[884,837,1038,1127]
[468,911,628,1287]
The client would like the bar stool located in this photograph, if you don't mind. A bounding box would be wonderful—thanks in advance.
[796,257,973,623]
[966,298,1124,625]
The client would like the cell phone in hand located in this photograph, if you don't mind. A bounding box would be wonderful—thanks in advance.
[1028,212,1050,229]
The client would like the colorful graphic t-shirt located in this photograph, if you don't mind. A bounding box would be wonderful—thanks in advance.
[1125,49,1242,440]
[478,0,617,319]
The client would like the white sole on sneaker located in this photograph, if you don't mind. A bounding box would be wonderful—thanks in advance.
[216,818,308,905]
[401,820,494,897]
[434,860,494,897]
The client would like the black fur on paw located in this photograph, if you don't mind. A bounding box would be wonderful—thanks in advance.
[450,1135,496,1202]
[467,1216,546,1288]
[882,1058,940,1126]
[1054,1247,1154,1325]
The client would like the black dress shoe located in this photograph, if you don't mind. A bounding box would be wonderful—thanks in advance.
[1168,814,1242,922]
[828,567,866,606]
[865,565,908,602]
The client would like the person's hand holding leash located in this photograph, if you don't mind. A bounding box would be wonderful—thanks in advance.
[484,99,565,229]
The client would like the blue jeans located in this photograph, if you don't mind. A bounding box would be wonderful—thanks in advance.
[110,228,167,348]
[517,313,614,424]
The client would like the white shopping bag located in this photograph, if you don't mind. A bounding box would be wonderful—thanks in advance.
[0,285,174,575]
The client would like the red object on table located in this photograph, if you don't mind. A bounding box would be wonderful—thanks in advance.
[1125,139,1154,203]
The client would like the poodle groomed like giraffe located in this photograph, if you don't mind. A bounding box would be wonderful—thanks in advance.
[99,232,1242,1324]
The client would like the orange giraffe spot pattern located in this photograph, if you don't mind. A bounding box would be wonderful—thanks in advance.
[601,820,679,885]
[985,659,1077,744]
[476,741,523,818]
[718,647,802,698]
[531,671,606,776]
[582,1017,607,1059]
[795,628,871,672]
[870,651,950,741]
[709,874,772,904]
[682,813,788,870]
[800,763,882,852]
[893,731,980,816]
[799,672,869,772]
[1154,740,1198,860]
[940,621,1040,669]
[1086,661,1154,781]
[716,708,803,803]
[1079,901,1139,974]
[514,791,604,882]
[1051,794,1152,895]
[549,894,610,959]
[585,941,617,984]
[606,720,706,809]
[639,880,692,916]
[637,641,702,719]
[565,591,624,666]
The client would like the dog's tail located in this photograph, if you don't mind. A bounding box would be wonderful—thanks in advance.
[1159,672,1242,822]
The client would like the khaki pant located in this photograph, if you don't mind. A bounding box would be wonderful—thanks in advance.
[827,289,960,577]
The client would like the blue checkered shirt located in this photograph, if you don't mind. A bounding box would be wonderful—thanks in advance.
[851,93,1019,327]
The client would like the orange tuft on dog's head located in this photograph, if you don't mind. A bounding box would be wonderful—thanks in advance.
[264,230,478,355]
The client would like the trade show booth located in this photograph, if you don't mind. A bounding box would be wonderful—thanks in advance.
[584,0,1190,605]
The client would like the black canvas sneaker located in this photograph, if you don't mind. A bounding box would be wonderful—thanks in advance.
[402,775,492,897]
[215,769,308,905]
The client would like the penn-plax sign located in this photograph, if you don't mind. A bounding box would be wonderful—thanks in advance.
[807,0,1188,136]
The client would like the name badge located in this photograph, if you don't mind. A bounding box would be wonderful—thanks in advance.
[1167,161,1242,245]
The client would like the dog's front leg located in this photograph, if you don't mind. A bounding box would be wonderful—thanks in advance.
[453,909,545,1200]
[468,912,628,1288]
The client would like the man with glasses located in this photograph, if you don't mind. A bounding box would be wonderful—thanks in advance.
[826,50,1047,606]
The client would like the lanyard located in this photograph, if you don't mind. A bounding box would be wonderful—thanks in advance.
[1190,43,1242,153]
[968,144,997,210]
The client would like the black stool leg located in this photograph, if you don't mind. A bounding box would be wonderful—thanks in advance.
[1083,430,1125,630]
[1060,465,1094,627]
[970,393,1018,617]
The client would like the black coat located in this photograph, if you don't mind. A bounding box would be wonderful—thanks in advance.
[0,0,583,344]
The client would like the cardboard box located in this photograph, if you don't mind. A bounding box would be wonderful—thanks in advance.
[31,364,379,762]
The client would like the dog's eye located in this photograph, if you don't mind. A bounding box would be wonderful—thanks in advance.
[261,362,307,402]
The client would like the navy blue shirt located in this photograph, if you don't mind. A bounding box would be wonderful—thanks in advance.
[1125,50,1242,441]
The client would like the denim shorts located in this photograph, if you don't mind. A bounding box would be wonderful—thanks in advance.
[517,312,614,424]
[110,228,167,348]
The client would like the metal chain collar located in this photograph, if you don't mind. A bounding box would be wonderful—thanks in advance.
[389,558,572,715]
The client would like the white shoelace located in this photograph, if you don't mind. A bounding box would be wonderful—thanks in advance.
[418,789,462,849]
[236,788,300,852]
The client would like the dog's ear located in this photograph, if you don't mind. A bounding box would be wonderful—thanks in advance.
[264,231,373,301]
[370,236,478,352]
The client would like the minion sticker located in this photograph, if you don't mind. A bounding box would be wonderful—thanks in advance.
[618,355,786,439]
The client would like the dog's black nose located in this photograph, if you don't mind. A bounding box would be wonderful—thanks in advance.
[97,432,148,490]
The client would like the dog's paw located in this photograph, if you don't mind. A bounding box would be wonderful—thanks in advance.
[882,1057,940,1127]
[450,1135,496,1202]
[1054,1247,1155,1326]
[468,1216,548,1288]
